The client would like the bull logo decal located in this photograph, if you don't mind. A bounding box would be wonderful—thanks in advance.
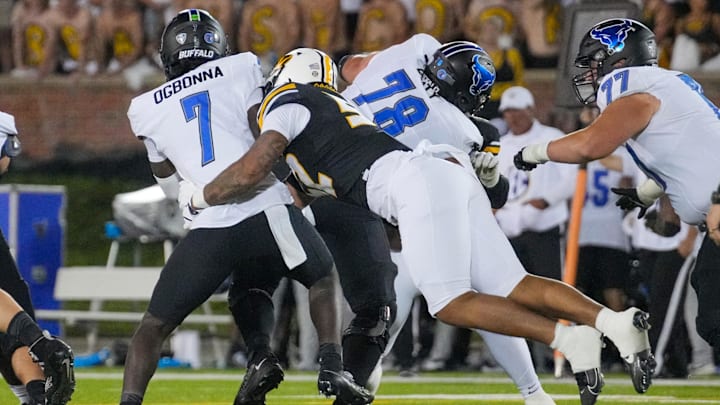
[590,20,635,55]
[469,54,495,96]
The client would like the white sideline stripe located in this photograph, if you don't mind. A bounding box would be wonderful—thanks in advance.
[75,372,720,387]
[280,395,720,403]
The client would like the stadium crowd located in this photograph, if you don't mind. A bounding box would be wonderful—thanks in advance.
[4,0,720,87]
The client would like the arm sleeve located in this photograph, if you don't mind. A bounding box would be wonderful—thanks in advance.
[142,137,167,163]
[261,103,311,142]
[485,175,509,209]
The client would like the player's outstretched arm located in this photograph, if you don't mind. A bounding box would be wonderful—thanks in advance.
[197,130,288,208]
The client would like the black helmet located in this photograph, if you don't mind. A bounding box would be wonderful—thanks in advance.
[573,18,657,104]
[424,41,496,114]
[159,9,229,80]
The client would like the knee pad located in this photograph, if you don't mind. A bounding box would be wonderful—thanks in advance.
[0,333,23,359]
[343,304,395,352]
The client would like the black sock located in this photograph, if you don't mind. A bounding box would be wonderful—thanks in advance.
[25,379,45,404]
[6,312,43,347]
[229,288,274,364]
[120,392,144,405]
[318,343,342,372]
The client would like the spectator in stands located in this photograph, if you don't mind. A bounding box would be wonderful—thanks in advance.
[352,0,409,53]
[495,86,577,372]
[298,0,349,59]
[95,0,157,90]
[413,0,466,43]
[11,0,54,79]
[518,0,562,68]
[466,11,525,120]
[0,0,13,73]
[669,0,720,72]
[44,0,94,77]
[0,110,76,405]
[640,0,676,68]
[137,0,174,70]
[237,0,301,74]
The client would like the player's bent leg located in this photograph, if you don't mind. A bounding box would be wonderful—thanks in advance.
[434,291,557,344]
[120,313,177,405]
[507,275,654,394]
[595,307,655,394]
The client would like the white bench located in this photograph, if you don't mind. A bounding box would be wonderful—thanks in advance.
[34,266,231,365]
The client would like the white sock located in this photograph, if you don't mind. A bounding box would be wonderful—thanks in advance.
[524,388,556,405]
[550,323,601,373]
[594,307,614,335]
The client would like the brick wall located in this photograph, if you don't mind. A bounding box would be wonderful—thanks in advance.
[2,70,719,164]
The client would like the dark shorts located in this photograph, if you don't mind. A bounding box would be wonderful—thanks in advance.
[148,204,333,326]
[310,197,397,313]
[576,245,631,297]
[510,226,562,281]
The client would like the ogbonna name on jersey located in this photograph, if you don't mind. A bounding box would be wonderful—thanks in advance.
[153,66,225,104]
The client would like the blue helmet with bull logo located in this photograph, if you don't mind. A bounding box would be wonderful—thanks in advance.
[573,18,657,104]
[424,41,496,114]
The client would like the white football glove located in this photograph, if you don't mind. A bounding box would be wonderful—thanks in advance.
[470,150,500,188]
[178,180,208,229]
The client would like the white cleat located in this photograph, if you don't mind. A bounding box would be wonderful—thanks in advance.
[524,389,556,405]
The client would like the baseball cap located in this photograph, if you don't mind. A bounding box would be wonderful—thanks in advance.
[499,86,534,112]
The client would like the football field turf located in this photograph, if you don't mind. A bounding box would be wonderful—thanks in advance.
[5,369,719,404]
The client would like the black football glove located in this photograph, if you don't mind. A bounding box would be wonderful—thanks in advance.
[611,187,651,218]
[513,148,537,171]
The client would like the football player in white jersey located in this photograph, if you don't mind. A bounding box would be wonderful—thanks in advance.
[339,35,557,405]
[187,46,657,403]
[514,17,720,353]
[0,112,75,405]
[120,9,372,405]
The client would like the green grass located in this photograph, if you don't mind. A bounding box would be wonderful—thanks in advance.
[1,369,717,404]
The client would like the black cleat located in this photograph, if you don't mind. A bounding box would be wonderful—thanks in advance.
[625,311,656,394]
[625,348,657,394]
[234,354,284,405]
[575,368,604,405]
[28,332,75,405]
[318,369,374,405]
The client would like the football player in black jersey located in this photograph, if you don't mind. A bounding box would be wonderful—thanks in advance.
[187,47,656,401]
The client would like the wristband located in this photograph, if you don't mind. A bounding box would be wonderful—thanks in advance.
[636,178,664,205]
[190,188,209,214]
[712,190,720,204]
[522,142,550,164]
